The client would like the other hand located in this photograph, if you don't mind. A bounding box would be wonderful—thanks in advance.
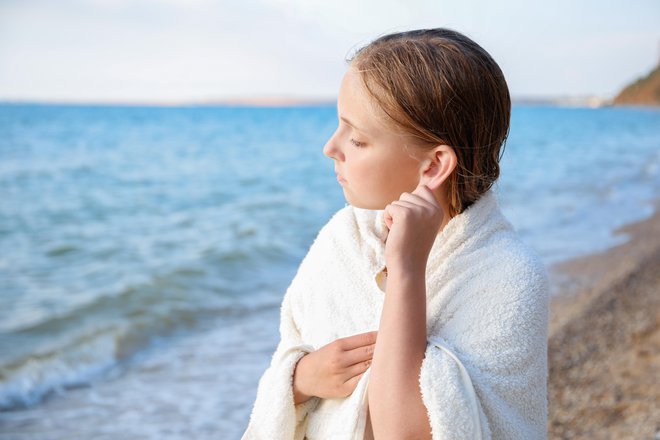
[293,330,378,403]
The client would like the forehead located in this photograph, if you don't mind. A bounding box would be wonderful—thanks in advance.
[337,68,384,133]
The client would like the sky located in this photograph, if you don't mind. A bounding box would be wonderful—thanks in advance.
[0,0,659,104]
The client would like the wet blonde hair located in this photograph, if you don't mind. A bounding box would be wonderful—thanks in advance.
[347,28,511,218]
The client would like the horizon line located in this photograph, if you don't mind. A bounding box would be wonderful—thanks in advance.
[0,93,616,108]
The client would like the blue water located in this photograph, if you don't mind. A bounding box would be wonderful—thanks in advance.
[0,103,659,438]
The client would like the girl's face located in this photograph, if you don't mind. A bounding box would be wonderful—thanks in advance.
[323,67,426,210]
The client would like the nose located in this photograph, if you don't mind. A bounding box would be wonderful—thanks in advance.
[323,130,343,161]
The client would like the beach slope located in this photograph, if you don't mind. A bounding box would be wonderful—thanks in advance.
[548,202,660,439]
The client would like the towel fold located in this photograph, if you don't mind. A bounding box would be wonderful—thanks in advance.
[242,188,549,439]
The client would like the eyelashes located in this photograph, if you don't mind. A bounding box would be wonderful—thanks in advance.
[350,138,366,148]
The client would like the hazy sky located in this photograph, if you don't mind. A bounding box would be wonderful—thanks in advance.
[1,0,658,103]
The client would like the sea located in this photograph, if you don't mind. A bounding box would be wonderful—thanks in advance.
[0,103,659,439]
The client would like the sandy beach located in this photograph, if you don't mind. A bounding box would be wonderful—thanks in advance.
[547,198,660,439]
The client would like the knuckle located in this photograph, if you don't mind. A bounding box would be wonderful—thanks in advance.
[329,356,341,369]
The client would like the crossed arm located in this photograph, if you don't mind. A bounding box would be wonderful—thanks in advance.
[368,267,433,440]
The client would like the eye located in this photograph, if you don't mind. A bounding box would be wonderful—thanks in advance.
[350,138,366,148]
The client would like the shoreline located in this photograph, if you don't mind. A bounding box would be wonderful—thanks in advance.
[546,197,660,438]
[547,197,660,337]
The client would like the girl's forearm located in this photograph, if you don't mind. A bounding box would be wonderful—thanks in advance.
[368,267,432,440]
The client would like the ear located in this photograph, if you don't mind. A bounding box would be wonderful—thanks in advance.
[419,145,457,192]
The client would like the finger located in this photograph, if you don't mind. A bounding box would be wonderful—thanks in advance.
[384,201,409,229]
[390,200,419,210]
[384,201,403,229]
[384,212,393,229]
[396,196,441,222]
[398,191,435,209]
[411,184,440,207]
[340,330,378,350]
[389,200,427,219]
[346,357,372,380]
[341,371,366,395]
[345,343,376,366]
[385,201,410,216]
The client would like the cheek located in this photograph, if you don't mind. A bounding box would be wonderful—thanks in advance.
[358,161,400,194]
[378,160,418,196]
[352,158,381,182]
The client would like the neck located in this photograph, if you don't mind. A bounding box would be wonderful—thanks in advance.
[435,211,453,237]
[435,190,453,236]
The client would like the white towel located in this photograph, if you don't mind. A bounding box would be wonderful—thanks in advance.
[241,188,549,439]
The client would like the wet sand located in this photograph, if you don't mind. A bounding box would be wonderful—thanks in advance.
[547,198,660,439]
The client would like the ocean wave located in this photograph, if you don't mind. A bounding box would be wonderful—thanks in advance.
[0,261,272,410]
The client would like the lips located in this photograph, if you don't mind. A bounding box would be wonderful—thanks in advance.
[335,172,346,183]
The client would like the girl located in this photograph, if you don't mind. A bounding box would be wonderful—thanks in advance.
[242,28,549,440]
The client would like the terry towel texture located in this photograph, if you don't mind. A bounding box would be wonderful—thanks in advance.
[241,188,549,440]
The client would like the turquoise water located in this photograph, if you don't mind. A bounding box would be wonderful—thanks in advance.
[0,103,659,438]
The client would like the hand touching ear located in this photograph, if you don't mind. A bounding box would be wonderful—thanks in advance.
[383,181,444,274]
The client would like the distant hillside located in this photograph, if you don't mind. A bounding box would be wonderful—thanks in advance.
[613,63,660,106]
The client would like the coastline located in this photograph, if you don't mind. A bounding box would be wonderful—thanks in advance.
[546,197,660,438]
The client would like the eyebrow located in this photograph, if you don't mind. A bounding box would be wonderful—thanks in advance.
[339,115,366,133]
